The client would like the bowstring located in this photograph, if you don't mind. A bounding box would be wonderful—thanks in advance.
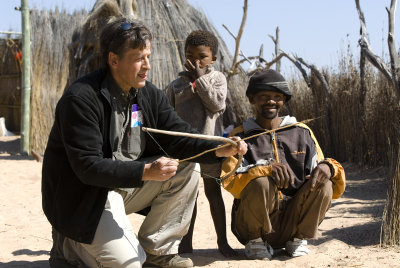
[144,130,223,185]
[144,129,171,158]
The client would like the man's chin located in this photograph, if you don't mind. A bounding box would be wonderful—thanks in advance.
[133,81,146,89]
[262,112,278,119]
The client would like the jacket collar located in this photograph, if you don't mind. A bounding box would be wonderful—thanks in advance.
[207,65,215,73]
[243,115,298,134]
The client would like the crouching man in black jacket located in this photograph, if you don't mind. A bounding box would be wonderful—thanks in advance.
[42,17,247,268]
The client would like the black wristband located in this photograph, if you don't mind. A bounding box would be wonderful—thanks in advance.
[319,159,335,179]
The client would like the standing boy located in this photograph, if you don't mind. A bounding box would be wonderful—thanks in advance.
[166,30,236,256]
[220,69,346,260]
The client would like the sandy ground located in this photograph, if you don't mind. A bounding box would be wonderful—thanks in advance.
[1,135,400,267]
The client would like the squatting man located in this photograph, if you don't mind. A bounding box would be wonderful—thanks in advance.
[220,69,346,260]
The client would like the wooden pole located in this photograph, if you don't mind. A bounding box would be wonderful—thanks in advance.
[268,27,281,72]
[20,0,31,155]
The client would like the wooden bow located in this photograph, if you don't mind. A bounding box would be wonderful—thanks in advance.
[141,117,319,182]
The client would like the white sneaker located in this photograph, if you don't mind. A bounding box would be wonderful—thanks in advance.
[244,238,273,260]
[285,238,310,257]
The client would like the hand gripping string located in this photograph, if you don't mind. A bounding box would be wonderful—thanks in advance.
[142,127,241,184]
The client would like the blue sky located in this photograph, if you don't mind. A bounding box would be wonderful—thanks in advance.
[1,0,398,73]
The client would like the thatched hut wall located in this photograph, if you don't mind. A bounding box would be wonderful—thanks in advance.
[29,8,88,153]
[0,39,22,132]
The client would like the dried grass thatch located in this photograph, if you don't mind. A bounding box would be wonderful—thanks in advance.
[29,8,88,153]
[381,122,400,246]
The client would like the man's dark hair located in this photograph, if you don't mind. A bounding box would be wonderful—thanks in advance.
[100,17,152,68]
[184,30,218,56]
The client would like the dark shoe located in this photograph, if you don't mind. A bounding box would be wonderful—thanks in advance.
[143,253,193,268]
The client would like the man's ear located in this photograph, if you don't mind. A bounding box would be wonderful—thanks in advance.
[108,52,119,68]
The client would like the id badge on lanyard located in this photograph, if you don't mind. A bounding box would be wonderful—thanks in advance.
[131,104,143,127]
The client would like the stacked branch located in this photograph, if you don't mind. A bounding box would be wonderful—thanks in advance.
[356,0,400,100]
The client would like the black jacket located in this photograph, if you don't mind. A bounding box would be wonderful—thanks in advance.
[42,69,221,244]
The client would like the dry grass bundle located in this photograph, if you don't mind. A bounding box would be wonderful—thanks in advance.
[286,74,332,153]
[284,45,399,168]
[328,57,363,163]
[362,74,398,166]
[29,8,88,153]
[381,121,400,245]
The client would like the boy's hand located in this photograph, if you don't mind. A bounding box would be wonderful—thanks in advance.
[193,59,208,77]
[184,59,208,80]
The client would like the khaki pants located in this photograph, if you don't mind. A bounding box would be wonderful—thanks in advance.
[58,163,200,268]
[232,176,332,248]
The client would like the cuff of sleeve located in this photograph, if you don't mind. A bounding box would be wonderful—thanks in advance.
[194,71,213,90]
[319,159,335,178]
[319,158,346,199]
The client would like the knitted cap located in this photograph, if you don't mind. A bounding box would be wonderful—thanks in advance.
[246,69,292,101]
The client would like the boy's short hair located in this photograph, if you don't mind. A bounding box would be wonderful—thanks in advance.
[100,17,152,68]
[184,30,218,56]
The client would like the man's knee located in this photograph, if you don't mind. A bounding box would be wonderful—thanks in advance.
[174,163,200,188]
[316,179,333,200]
[72,236,146,268]
[241,176,274,199]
